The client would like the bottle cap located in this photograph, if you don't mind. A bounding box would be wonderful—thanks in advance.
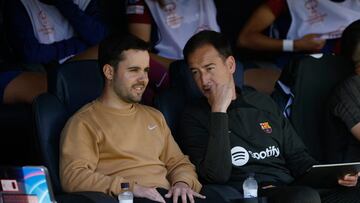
[248,172,255,177]
[121,182,130,189]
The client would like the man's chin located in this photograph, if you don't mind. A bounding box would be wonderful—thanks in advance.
[133,93,144,103]
[122,94,143,104]
[202,91,210,98]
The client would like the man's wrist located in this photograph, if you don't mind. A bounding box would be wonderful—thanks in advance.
[211,105,227,113]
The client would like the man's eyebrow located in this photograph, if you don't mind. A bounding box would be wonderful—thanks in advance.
[189,63,215,70]
[127,66,140,70]
[204,63,215,68]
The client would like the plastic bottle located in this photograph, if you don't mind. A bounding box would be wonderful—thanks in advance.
[242,173,258,198]
[118,182,133,203]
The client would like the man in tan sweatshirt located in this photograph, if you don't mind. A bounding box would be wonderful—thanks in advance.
[59,35,222,203]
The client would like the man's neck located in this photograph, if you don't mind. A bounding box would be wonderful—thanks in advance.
[232,87,237,100]
[99,90,134,111]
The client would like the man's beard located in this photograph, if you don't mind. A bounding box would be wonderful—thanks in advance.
[114,83,146,104]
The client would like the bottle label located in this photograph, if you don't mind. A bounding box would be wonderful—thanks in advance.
[119,200,133,203]
[244,189,257,198]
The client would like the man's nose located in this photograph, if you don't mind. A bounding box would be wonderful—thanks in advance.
[138,71,148,82]
[200,73,210,85]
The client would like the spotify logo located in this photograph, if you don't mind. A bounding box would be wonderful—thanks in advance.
[231,146,249,166]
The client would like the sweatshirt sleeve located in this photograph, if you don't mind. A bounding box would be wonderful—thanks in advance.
[59,115,134,197]
[54,0,108,45]
[158,114,202,193]
[281,116,318,178]
[180,109,233,183]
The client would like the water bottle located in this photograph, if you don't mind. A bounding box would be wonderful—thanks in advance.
[242,173,258,198]
[118,182,133,203]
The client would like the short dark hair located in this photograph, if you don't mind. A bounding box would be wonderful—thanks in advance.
[341,20,360,62]
[183,30,233,63]
[98,34,150,75]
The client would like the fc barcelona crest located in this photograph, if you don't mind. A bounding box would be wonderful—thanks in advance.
[260,122,272,134]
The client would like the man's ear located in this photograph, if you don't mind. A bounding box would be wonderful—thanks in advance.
[226,56,236,74]
[103,64,114,81]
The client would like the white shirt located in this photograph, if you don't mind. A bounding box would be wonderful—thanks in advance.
[286,0,360,40]
[144,0,220,59]
[20,0,91,44]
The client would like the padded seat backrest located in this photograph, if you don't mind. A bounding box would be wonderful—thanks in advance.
[48,60,104,115]
[34,60,104,194]
[274,54,353,162]
[33,94,67,194]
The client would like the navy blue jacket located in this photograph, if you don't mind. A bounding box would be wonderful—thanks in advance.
[4,0,108,64]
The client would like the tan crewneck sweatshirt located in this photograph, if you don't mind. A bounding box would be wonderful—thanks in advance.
[60,100,201,196]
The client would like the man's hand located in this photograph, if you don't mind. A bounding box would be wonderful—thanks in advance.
[294,34,326,52]
[262,185,275,189]
[133,184,166,203]
[338,173,360,187]
[165,182,206,203]
[208,77,235,113]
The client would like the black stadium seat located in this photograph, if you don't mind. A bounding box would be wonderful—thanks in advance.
[272,54,355,163]
[33,60,116,203]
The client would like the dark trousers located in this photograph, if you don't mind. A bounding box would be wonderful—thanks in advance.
[134,186,227,203]
[260,186,321,203]
[259,186,360,203]
[318,186,360,203]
